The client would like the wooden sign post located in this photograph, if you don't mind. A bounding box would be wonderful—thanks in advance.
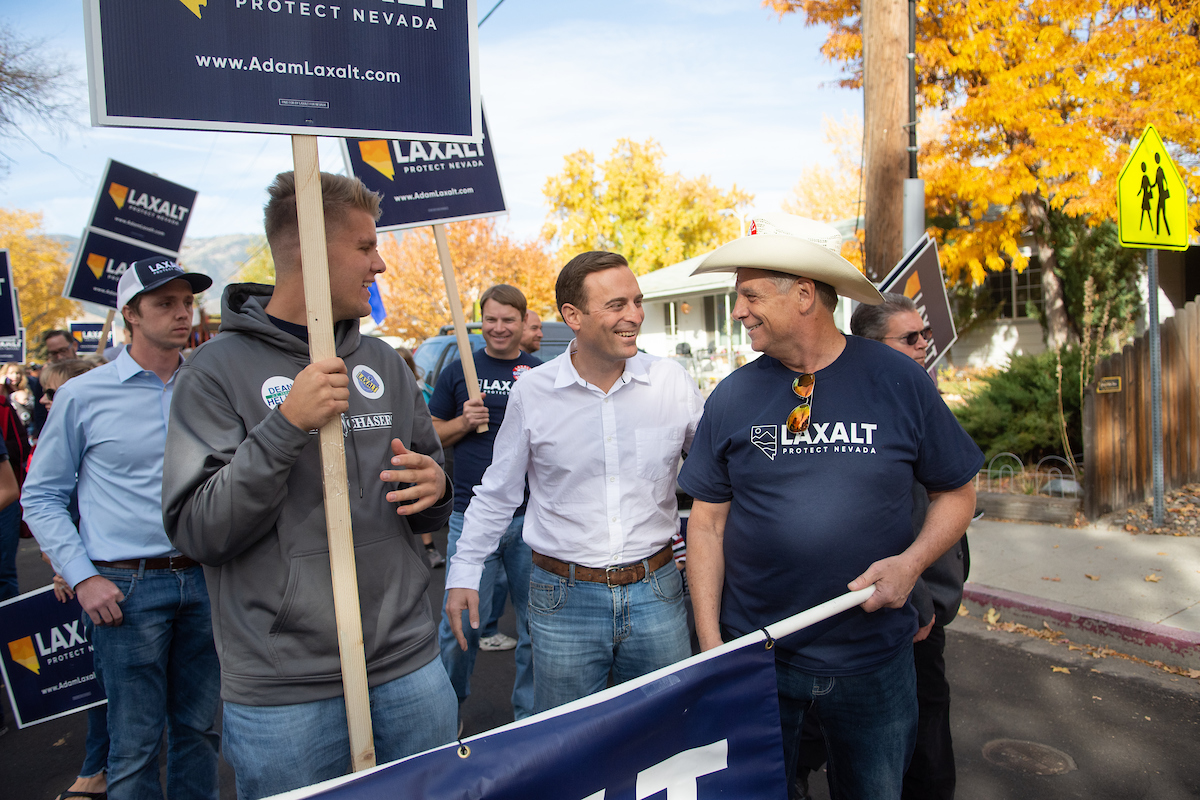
[97,309,116,356]
[291,135,376,771]
[433,224,487,434]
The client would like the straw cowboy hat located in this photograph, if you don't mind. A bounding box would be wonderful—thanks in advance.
[691,214,883,305]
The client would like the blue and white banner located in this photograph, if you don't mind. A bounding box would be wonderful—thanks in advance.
[0,250,22,339]
[69,322,115,355]
[342,108,506,231]
[0,328,26,364]
[273,590,873,800]
[0,586,106,729]
[84,0,481,142]
[277,640,787,800]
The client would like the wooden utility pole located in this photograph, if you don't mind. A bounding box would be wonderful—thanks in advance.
[862,0,908,280]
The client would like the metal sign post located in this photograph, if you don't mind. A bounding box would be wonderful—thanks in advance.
[1146,249,1165,526]
[1116,124,1190,526]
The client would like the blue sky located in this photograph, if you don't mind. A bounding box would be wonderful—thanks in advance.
[1,0,860,244]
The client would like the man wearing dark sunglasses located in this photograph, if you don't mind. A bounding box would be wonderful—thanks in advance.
[679,215,982,800]
[846,293,968,800]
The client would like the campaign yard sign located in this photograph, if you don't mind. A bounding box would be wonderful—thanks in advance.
[0,329,26,364]
[0,250,21,338]
[89,160,198,253]
[0,587,106,728]
[274,638,787,800]
[70,322,115,354]
[64,229,176,309]
[342,109,506,230]
[84,0,481,142]
[878,234,958,374]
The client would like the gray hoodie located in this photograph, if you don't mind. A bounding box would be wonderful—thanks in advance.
[162,284,452,706]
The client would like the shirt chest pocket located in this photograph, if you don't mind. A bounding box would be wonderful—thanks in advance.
[636,427,685,483]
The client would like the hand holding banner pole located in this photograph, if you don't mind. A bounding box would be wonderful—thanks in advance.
[433,223,487,433]
[291,134,376,772]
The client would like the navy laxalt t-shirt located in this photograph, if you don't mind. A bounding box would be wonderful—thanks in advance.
[428,348,542,514]
[678,336,983,676]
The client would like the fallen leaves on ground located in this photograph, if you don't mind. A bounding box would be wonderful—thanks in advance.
[1118,483,1200,536]
[1042,576,1061,582]
[1085,573,1100,581]
[958,607,1200,683]
[1145,574,1161,582]
[1052,666,1071,674]
[983,607,1001,624]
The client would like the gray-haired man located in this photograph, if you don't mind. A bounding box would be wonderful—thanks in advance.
[851,292,967,800]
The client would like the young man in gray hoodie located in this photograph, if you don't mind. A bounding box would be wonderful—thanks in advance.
[162,171,456,799]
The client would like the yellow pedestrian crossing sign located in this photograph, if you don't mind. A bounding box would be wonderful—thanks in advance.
[1118,124,1190,251]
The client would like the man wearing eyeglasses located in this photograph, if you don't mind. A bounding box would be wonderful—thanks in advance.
[679,215,982,800]
[845,292,967,800]
[42,329,80,363]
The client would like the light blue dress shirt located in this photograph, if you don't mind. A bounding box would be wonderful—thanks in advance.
[23,349,183,589]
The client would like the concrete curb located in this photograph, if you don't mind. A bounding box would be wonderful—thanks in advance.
[961,582,1200,670]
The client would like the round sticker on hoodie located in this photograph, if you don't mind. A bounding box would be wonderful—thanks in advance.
[352,365,385,399]
[262,376,293,409]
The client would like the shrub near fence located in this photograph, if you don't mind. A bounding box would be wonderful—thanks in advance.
[1083,299,1200,519]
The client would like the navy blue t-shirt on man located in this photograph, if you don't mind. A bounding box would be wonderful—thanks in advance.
[677,335,983,676]
[428,348,542,514]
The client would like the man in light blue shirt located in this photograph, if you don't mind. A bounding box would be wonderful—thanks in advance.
[24,257,220,800]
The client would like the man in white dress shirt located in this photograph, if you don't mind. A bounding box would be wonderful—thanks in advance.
[445,250,703,713]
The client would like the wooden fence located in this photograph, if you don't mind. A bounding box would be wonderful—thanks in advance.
[1083,299,1200,519]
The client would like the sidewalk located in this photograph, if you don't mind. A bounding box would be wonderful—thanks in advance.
[960,518,1200,668]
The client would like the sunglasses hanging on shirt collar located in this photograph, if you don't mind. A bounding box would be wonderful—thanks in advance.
[786,373,815,434]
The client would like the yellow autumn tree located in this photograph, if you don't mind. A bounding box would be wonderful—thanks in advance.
[234,237,275,285]
[768,0,1200,348]
[0,208,78,342]
[543,138,753,274]
[375,218,558,343]
[784,113,867,268]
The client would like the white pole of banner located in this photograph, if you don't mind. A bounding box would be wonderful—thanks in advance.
[291,134,376,772]
[703,587,877,660]
[97,309,115,356]
[433,223,487,433]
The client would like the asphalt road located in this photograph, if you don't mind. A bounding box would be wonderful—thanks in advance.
[5,531,1199,799]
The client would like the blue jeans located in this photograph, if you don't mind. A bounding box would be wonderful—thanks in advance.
[0,501,20,600]
[221,658,457,800]
[528,558,689,714]
[776,642,918,800]
[80,702,111,778]
[87,564,221,800]
[439,512,534,719]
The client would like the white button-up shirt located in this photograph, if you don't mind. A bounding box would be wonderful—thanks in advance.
[445,344,704,592]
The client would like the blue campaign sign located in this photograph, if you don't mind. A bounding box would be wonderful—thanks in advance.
[69,323,115,355]
[342,108,506,231]
[84,0,481,142]
[0,586,106,728]
[88,160,198,253]
[63,229,175,309]
[0,250,21,338]
[285,640,787,799]
[0,329,26,364]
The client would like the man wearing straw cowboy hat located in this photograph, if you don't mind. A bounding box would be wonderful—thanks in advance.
[679,214,982,800]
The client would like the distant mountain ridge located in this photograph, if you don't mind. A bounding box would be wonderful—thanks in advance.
[52,233,265,311]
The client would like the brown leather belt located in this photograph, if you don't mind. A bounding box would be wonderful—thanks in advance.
[92,555,200,571]
[531,544,674,586]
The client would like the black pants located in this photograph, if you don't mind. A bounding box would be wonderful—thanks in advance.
[902,624,955,800]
